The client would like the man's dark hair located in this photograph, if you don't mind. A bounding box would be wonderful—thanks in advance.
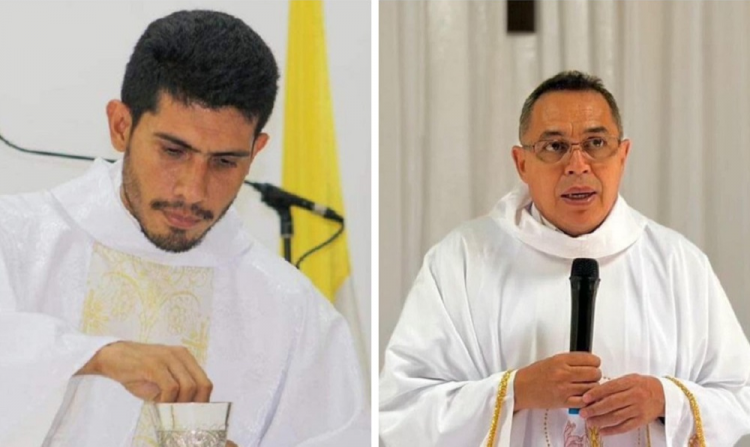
[122,10,279,135]
[519,71,622,140]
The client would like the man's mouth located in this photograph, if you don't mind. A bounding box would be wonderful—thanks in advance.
[560,188,597,204]
[561,192,596,200]
[151,200,214,228]
[162,210,203,230]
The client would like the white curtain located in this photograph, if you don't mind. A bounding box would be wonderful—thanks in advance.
[379,2,750,443]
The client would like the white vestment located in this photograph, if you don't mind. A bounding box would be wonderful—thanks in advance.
[380,185,750,446]
[0,159,368,447]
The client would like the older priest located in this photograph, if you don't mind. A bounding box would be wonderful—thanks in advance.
[0,10,366,447]
[380,71,750,446]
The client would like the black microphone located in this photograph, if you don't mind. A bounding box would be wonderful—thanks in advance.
[568,258,600,415]
[248,182,344,223]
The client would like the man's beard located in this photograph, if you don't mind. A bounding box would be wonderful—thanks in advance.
[121,148,233,253]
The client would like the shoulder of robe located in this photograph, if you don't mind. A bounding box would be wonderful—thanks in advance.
[236,239,342,319]
[0,190,61,239]
[639,216,711,270]
[423,214,518,265]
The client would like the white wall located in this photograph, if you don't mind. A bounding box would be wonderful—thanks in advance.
[0,0,371,357]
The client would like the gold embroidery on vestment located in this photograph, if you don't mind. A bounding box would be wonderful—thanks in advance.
[80,244,213,446]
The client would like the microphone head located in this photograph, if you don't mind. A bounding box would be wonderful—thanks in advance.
[571,258,599,279]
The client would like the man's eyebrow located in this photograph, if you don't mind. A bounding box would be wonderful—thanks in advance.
[537,127,612,140]
[155,132,196,151]
[538,130,566,139]
[154,132,252,157]
[582,126,610,135]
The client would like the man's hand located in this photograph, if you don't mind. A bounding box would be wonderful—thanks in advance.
[226,441,238,447]
[514,353,602,412]
[76,341,213,403]
[580,374,665,436]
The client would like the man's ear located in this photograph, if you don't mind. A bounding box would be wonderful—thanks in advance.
[106,100,133,153]
[619,138,631,168]
[512,145,530,183]
[251,133,270,160]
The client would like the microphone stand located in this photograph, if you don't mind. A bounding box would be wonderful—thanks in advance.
[278,207,293,263]
[246,180,345,267]
[252,183,295,263]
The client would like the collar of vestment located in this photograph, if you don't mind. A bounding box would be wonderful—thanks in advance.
[491,183,647,259]
[529,202,562,233]
[51,158,252,267]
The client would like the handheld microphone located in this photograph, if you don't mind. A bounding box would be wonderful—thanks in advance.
[248,182,344,223]
[568,258,600,415]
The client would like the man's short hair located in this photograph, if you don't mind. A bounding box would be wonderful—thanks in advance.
[518,71,622,140]
[122,10,279,135]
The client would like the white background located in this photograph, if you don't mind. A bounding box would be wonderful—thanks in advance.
[0,0,371,360]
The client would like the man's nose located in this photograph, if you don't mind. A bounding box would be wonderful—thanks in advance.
[564,146,592,176]
[174,159,209,204]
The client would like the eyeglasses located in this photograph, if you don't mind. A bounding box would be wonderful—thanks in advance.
[522,136,622,164]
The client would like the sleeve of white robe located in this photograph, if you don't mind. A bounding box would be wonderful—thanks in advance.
[0,229,119,447]
[258,283,370,447]
[657,247,750,446]
[380,238,517,447]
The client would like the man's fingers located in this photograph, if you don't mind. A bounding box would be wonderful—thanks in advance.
[173,348,213,402]
[584,401,635,428]
[598,416,641,436]
[568,382,598,397]
[580,390,631,418]
[193,376,213,403]
[562,383,599,410]
[583,376,633,403]
[153,364,180,403]
[570,366,603,383]
[168,360,198,403]
[563,352,601,367]
[565,396,586,408]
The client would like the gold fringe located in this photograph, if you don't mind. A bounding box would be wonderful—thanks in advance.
[487,370,515,447]
[588,426,602,446]
[665,376,706,447]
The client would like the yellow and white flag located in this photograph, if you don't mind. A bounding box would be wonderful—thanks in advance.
[281,0,368,380]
